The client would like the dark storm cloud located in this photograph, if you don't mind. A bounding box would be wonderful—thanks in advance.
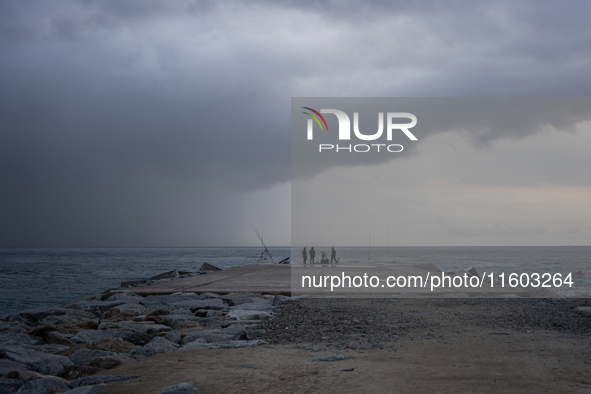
[292,98,591,180]
[1,0,591,246]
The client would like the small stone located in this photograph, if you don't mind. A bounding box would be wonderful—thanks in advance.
[161,381,199,393]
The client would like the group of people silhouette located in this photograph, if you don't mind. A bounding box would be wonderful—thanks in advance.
[302,247,337,264]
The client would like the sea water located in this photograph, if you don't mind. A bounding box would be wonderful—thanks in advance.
[1,246,590,316]
[292,246,591,298]
[0,247,289,316]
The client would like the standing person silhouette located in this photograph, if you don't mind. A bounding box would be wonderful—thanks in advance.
[302,247,307,264]
[309,247,316,264]
[331,247,337,264]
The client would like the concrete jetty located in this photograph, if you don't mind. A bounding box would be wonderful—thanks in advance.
[110,264,291,297]
[110,262,561,299]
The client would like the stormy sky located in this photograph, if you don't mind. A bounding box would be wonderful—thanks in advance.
[1,0,591,247]
[291,98,591,247]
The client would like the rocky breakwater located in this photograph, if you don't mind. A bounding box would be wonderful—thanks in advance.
[0,288,288,394]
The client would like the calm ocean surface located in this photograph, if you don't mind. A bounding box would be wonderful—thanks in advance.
[1,246,590,316]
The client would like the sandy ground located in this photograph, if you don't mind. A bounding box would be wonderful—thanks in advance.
[100,299,591,394]
[99,334,591,394]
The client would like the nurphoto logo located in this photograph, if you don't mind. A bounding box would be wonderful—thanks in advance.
[302,107,418,153]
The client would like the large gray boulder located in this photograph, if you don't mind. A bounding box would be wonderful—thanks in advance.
[71,329,145,346]
[39,314,96,326]
[70,375,140,388]
[66,300,126,316]
[106,293,144,303]
[0,359,31,378]
[139,294,206,309]
[146,315,202,328]
[198,293,221,299]
[0,346,73,376]
[246,329,266,340]
[182,331,233,345]
[0,378,23,393]
[184,299,225,312]
[28,344,70,355]
[15,307,71,323]
[85,355,126,370]
[63,365,101,381]
[14,377,69,394]
[130,337,179,357]
[145,306,172,316]
[228,299,273,311]
[272,295,291,306]
[226,310,272,321]
[45,331,76,347]
[227,340,266,348]
[170,309,193,316]
[163,331,182,345]
[97,321,171,337]
[220,293,265,306]
[220,324,246,340]
[68,349,118,365]
[0,333,44,349]
[178,341,208,350]
[110,303,146,316]
[0,322,25,333]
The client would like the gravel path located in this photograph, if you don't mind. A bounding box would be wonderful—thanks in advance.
[258,298,591,351]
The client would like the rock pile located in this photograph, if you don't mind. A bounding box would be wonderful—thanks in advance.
[0,290,283,393]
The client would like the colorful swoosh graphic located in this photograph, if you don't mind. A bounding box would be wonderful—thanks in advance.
[302,107,329,131]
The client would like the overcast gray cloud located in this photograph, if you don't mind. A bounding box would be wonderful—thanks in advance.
[1,0,591,247]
